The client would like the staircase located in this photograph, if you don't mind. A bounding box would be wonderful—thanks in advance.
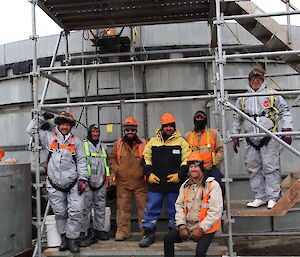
[223,0,300,72]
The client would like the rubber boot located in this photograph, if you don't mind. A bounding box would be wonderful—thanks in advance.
[78,229,98,247]
[59,234,68,251]
[95,230,109,240]
[139,228,155,248]
[67,238,80,253]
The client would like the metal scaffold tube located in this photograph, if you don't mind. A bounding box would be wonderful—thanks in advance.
[215,0,234,256]
[40,32,63,106]
[30,1,42,257]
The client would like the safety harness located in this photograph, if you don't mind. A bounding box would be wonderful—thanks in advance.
[240,88,280,150]
[83,140,110,190]
[187,129,216,165]
[183,180,221,234]
[116,138,147,165]
[241,88,280,133]
[47,133,77,192]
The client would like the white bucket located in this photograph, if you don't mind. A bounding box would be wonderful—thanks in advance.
[104,207,111,232]
[45,215,62,247]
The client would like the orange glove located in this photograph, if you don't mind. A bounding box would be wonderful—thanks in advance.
[148,173,160,184]
[167,173,180,184]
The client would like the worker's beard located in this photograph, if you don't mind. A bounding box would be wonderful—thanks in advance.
[123,134,139,148]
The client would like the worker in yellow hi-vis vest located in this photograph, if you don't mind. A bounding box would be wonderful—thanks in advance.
[231,68,293,209]
[109,117,147,241]
[80,124,111,247]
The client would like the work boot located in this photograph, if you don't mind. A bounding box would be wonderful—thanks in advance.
[95,230,109,240]
[59,234,68,251]
[114,231,129,241]
[67,238,80,253]
[78,229,98,247]
[139,228,155,248]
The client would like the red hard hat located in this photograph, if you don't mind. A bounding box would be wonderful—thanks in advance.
[160,113,176,125]
[123,117,138,126]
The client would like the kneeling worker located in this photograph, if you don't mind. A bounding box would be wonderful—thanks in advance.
[164,151,223,257]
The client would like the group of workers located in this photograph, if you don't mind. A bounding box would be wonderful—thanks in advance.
[26,67,293,257]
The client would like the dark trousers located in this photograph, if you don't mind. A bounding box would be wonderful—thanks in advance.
[163,229,215,257]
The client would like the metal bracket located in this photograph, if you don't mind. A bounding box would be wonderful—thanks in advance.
[222,178,233,183]
[29,35,39,40]
[32,182,44,189]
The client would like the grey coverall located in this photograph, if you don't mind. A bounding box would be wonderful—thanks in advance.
[27,118,88,239]
[82,140,108,233]
[231,82,293,201]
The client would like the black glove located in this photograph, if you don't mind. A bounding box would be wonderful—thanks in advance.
[42,112,54,120]
[40,122,51,131]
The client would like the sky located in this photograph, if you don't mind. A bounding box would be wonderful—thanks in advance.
[0,0,299,45]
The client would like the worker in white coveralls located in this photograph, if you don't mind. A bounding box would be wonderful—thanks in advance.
[27,111,88,253]
[79,124,110,247]
[231,68,293,209]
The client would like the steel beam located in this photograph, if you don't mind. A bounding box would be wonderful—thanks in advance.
[40,71,69,88]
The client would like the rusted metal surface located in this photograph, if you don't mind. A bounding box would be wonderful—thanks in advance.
[37,0,212,30]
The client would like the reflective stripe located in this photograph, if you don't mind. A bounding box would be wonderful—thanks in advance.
[84,140,110,177]
[49,133,75,154]
[116,138,146,165]
[187,130,216,165]
[183,181,220,234]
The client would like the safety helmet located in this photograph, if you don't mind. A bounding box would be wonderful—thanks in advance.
[54,111,76,127]
[187,151,212,168]
[248,68,265,82]
[123,117,138,127]
[160,113,176,125]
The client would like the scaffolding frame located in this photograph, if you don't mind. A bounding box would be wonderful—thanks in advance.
[29,0,300,256]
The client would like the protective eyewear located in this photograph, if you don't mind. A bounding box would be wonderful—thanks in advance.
[124,128,137,132]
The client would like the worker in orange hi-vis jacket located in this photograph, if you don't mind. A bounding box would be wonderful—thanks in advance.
[109,117,147,241]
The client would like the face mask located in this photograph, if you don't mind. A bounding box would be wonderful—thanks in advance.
[194,120,206,130]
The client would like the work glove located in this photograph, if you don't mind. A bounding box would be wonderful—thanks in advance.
[167,173,180,184]
[42,111,54,120]
[148,173,160,184]
[40,122,51,131]
[178,225,190,240]
[78,179,87,195]
[281,128,292,145]
[232,138,239,153]
[190,227,204,242]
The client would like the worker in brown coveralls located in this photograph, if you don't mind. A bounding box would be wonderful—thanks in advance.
[109,117,148,241]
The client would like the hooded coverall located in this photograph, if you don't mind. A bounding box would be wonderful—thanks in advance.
[82,139,109,234]
[109,137,148,238]
[27,118,88,239]
[142,128,191,229]
[231,81,293,201]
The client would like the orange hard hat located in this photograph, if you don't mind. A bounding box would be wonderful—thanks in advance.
[123,117,138,126]
[0,150,5,161]
[187,151,212,168]
[160,113,176,125]
[54,110,76,126]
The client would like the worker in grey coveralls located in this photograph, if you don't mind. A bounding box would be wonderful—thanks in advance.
[27,111,88,253]
[231,68,293,209]
[79,124,110,247]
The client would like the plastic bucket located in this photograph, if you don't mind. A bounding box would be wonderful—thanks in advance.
[104,207,111,232]
[45,215,62,247]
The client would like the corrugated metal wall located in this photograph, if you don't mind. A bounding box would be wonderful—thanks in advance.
[0,22,299,233]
